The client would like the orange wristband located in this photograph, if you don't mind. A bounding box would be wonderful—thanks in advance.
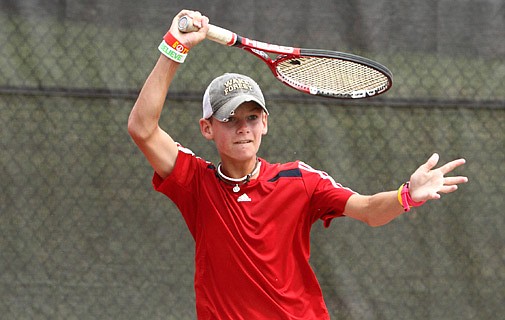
[163,31,190,54]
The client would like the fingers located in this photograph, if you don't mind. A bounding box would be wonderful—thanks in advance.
[435,160,468,194]
[443,176,469,186]
[436,175,468,196]
[177,9,203,21]
[421,153,467,177]
[175,10,208,32]
[169,9,209,49]
[429,192,442,200]
[192,13,206,29]
[438,185,459,194]
[438,158,466,175]
[422,153,440,171]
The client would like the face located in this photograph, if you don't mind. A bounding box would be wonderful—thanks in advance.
[200,102,268,163]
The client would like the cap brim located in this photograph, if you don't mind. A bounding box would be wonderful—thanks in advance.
[212,95,269,122]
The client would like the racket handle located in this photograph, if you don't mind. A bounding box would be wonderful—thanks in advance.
[178,16,237,46]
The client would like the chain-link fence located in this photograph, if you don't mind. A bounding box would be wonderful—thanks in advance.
[1,1,504,319]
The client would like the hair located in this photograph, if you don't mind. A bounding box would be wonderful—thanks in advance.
[206,102,266,122]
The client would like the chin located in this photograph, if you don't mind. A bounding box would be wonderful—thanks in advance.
[230,146,258,161]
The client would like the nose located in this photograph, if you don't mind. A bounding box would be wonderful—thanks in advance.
[236,119,250,134]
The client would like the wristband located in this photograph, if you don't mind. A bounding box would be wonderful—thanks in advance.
[158,31,190,63]
[398,182,426,212]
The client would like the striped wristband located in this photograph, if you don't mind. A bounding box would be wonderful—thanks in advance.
[397,182,426,212]
[158,31,190,63]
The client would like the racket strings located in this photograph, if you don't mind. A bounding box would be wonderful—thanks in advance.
[277,57,390,98]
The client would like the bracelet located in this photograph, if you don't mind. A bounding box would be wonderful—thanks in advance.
[158,31,190,63]
[398,182,426,212]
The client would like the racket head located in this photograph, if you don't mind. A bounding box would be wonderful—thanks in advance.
[272,49,393,99]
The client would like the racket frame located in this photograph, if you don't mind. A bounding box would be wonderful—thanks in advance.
[179,16,393,99]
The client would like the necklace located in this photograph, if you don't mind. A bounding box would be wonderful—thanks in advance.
[217,159,261,193]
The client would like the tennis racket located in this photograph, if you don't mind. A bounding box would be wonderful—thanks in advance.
[178,16,392,99]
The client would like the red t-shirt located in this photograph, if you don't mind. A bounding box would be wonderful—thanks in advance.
[153,145,355,319]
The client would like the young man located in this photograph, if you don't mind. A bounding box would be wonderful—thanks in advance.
[128,9,468,320]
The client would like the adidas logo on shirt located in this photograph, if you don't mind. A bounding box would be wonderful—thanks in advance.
[237,193,252,202]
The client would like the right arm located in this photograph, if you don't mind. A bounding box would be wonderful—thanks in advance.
[128,10,208,179]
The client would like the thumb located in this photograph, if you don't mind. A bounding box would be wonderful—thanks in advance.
[423,153,439,171]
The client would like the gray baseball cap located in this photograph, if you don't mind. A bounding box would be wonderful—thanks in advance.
[202,73,269,122]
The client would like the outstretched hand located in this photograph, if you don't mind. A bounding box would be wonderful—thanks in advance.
[408,153,468,202]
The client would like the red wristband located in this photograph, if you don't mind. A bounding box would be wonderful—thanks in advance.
[163,31,190,55]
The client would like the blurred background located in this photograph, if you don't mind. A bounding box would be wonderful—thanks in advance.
[0,0,503,319]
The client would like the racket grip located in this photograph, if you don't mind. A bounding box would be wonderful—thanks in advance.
[178,16,237,47]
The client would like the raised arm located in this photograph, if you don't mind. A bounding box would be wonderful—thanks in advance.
[128,10,208,179]
[344,153,468,226]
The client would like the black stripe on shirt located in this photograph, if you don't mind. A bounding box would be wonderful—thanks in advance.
[268,168,302,182]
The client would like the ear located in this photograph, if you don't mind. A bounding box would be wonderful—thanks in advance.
[261,112,268,135]
[199,118,214,140]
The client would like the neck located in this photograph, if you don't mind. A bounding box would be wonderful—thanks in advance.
[217,158,260,183]
[219,157,259,179]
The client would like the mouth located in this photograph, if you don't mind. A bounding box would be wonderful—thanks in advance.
[234,139,253,145]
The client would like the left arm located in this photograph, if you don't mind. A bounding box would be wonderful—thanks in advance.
[344,153,468,227]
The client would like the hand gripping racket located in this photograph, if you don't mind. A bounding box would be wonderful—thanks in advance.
[178,16,393,99]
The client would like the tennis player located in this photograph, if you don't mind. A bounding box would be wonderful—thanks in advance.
[128,9,468,320]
